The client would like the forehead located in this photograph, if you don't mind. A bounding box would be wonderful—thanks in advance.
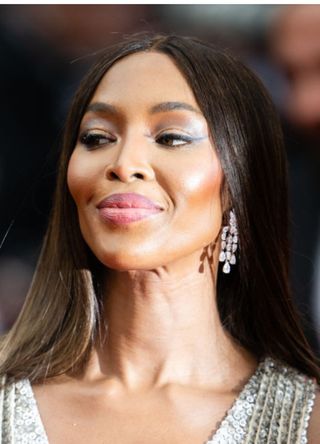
[90,51,199,109]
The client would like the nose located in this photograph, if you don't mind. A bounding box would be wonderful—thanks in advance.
[104,136,155,183]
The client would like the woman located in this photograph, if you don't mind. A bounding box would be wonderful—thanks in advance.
[0,33,319,443]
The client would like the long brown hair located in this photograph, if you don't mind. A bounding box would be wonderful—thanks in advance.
[1,33,319,383]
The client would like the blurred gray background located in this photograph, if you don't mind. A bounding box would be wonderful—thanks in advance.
[0,5,319,355]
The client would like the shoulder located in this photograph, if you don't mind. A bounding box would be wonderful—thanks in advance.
[0,374,31,416]
[0,374,16,415]
[265,356,316,397]
[308,387,320,444]
[0,373,9,396]
[259,358,317,442]
[0,374,36,439]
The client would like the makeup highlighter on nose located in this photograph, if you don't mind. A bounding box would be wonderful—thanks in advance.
[97,193,164,225]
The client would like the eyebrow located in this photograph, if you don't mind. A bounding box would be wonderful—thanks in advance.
[149,101,201,115]
[85,101,201,116]
[86,102,118,115]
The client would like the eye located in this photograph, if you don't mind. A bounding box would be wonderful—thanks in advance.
[156,132,193,147]
[79,131,116,149]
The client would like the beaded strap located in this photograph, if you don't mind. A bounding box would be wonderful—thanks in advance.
[1,377,48,444]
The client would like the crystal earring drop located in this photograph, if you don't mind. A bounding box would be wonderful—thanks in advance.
[219,209,238,274]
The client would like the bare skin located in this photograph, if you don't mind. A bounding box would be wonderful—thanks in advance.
[33,263,256,444]
[33,52,258,444]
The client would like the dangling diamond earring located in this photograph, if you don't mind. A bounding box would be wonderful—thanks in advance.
[219,209,238,274]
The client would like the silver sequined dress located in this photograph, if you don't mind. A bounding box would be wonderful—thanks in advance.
[0,357,317,443]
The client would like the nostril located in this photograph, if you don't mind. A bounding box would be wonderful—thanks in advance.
[108,171,120,180]
[106,170,145,181]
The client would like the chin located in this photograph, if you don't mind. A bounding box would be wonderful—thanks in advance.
[95,250,163,272]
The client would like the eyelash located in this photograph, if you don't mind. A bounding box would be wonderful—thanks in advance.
[79,132,116,149]
[156,133,193,147]
[79,131,194,150]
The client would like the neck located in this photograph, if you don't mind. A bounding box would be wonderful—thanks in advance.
[85,249,256,392]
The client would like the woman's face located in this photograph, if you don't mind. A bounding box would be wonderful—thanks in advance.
[67,52,224,271]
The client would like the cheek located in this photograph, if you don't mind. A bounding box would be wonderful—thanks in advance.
[176,155,222,214]
[184,166,220,198]
[154,153,223,265]
[170,152,223,247]
[67,149,97,205]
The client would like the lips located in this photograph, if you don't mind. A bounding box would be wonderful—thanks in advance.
[97,193,163,224]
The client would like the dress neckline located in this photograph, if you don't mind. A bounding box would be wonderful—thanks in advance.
[25,357,270,444]
[205,357,269,443]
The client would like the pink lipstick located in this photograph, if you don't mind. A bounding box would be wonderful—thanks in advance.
[97,193,163,224]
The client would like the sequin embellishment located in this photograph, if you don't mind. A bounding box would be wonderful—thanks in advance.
[206,357,316,443]
[1,376,48,444]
